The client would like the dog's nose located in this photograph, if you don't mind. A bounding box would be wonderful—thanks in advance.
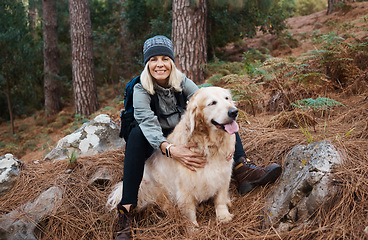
[228,108,238,119]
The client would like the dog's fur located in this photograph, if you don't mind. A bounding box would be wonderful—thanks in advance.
[107,87,238,226]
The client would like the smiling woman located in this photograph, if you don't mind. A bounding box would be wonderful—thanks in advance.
[148,55,172,86]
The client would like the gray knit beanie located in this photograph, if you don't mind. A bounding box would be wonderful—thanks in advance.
[143,35,175,65]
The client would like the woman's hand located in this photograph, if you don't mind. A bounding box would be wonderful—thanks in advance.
[161,142,206,171]
[170,144,207,171]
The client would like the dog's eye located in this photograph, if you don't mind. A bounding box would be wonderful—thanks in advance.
[225,96,229,100]
[209,100,217,106]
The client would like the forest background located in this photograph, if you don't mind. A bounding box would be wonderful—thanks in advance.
[1,0,332,124]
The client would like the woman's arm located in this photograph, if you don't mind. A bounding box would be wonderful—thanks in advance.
[135,77,206,170]
[161,76,206,171]
[133,83,167,149]
[160,141,207,171]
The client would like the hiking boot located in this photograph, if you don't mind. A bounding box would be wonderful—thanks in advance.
[233,157,282,195]
[115,204,135,240]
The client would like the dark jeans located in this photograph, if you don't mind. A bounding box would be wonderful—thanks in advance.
[119,126,247,205]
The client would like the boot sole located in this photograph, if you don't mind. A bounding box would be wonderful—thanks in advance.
[238,165,282,195]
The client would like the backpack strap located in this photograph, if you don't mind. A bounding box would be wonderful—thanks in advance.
[174,91,187,112]
[150,93,159,116]
[123,76,141,114]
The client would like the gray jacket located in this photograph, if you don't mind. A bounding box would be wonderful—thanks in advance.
[133,76,198,149]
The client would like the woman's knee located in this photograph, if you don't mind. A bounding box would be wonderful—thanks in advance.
[126,126,148,148]
[128,126,145,140]
[125,126,153,157]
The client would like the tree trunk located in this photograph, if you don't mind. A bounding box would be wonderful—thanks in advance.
[42,0,61,116]
[68,0,99,117]
[327,0,338,14]
[172,0,207,84]
[5,78,15,135]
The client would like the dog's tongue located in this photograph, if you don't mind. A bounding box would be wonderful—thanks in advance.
[224,121,239,134]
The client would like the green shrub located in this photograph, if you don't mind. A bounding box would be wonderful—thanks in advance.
[208,74,223,85]
[294,0,326,16]
[292,72,327,86]
[0,141,6,150]
[292,97,345,111]
[23,139,39,152]
[49,121,63,129]
[5,143,20,153]
[198,83,213,88]
[74,114,88,124]
[206,58,244,76]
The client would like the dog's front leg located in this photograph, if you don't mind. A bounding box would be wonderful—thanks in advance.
[177,194,198,226]
[214,186,233,223]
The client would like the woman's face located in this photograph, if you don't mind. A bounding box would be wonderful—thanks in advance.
[148,55,172,86]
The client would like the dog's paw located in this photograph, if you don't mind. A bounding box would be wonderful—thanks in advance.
[192,220,199,228]
[186,222,200,234]
[216,209,233,223]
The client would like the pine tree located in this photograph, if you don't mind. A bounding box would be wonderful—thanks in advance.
[42,0,62,116]
[172,0,207,83]
[68,0,99,117]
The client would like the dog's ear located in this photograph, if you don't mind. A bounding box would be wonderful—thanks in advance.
[186,101,198,134]
[185,89,207,134]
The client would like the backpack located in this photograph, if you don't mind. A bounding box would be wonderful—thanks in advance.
[119,76,187,141]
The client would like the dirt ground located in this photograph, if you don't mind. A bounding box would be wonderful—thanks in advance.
[1,2,368,240]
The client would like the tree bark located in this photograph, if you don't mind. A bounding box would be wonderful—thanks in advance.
[5,78,14,135]
[172,0,207,84]
[42,0,61,116]
[68,0,99,117]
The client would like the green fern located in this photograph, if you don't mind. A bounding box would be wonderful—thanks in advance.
[310,32,345,52]
[292,97,345,111]
[292,72,327,83]
[348,41,368,53]
[198,83,213,88]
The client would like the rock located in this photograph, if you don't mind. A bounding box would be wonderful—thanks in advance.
[265,140,342,230]
[88,167,113,190]
[0,154,21,197]
[43,114,125,161]
[313,22,323,29]
[267,90,287,113]
[0,186,63,240]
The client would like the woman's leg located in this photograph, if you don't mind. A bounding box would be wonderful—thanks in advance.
[234,132,247,164]
[119,126,154,205]
[115,126,154,240]
[232,132,282,195]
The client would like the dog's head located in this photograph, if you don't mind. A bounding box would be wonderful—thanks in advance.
[185,87,239,135]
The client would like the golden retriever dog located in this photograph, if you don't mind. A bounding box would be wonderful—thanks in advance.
[107,86,239,226]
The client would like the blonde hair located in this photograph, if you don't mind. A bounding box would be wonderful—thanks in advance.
[140,59,183,95]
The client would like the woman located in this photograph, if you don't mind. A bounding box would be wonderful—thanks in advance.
[115,35,281,240]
